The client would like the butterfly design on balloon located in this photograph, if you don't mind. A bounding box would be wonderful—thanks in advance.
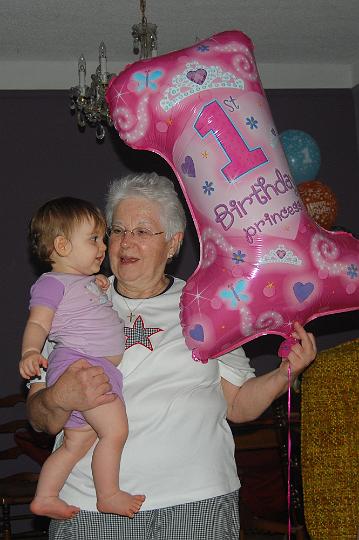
[219,280,249,309]
[132,69,163,92]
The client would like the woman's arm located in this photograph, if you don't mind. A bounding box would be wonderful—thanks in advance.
[27,382,70,435]
[222,322,317,423]
[27,359,116,434]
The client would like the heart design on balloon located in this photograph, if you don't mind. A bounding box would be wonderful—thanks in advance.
[189,324,204,342]
[186,68,207,85]
[181,155,196,178]
[293,282,315,303]
[276,249,286,259]
[107,30,359,362]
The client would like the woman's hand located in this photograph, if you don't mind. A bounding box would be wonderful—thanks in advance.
[279,322,317,384]
[223,322,317,424]
[49,359,115,412]
[27,359,116,434]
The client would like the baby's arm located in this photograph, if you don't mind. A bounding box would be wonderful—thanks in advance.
[20,305,54,379]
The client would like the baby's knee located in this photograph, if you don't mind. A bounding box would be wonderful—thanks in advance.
[63,428,97,457]
[98,422,128,447]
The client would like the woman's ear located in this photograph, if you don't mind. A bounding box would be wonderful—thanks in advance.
[53,235,71,257]
[168,232,184,259]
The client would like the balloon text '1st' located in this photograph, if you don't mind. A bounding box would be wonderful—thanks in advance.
[195,100,268,183]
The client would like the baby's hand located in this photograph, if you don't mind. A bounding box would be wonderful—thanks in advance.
[19,351,48,379]
[95,274,110,291]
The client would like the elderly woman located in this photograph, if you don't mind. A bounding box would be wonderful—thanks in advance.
[27,172,316,540]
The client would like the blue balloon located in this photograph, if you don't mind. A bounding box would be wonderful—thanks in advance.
[280,129,321,182]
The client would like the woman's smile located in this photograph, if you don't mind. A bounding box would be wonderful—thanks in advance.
[120,256,139,264]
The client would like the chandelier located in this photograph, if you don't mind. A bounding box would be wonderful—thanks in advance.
[69,0,158,141]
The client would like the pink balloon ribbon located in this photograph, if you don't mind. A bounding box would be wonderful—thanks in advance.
[287,365,292,538]
[279,338,294,538]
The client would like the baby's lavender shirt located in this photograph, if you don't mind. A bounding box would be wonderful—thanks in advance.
[30,272,125,357]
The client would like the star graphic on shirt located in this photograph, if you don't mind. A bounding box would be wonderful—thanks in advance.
[124,315,163,351]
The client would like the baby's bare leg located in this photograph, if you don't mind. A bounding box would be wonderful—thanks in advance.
[83,398,145,517]
[31,427,97,519]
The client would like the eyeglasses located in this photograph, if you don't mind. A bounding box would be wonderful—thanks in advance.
[106,225,165,241]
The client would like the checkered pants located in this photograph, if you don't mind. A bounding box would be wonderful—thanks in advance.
[48,491,240,539]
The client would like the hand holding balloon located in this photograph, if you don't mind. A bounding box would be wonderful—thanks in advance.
[278,322,317,383]
[107,30,359,362]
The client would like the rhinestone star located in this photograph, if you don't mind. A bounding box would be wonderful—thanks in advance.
[124,315,163,351]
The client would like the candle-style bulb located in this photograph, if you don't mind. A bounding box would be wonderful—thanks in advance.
[99,41,108,83]
[78,54,86,94]
[99,41,107,60]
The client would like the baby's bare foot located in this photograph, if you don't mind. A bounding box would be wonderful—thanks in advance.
[97,491,145,517]
[30,496,80,520]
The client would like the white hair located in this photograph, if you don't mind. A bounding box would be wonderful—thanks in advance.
[105,172,186,252]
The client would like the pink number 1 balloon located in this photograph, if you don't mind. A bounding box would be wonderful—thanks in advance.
[107,30,359,362]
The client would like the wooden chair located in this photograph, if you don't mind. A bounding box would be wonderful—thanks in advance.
[231,393,309,539]
[0,393,49,540]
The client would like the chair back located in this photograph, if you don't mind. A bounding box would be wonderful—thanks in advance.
[301,339,359,540]
[0,393,48,540]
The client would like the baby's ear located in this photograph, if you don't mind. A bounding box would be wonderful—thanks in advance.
[53,235,71,257]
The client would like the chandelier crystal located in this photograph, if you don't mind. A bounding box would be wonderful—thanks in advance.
[132,0,158,60]
[69,0,158,141]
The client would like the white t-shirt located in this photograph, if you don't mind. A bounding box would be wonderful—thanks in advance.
[39,277,255,511]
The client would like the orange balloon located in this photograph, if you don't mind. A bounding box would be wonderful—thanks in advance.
[298,180,338,230]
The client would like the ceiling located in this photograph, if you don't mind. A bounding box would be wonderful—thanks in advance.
[1,0,359,89]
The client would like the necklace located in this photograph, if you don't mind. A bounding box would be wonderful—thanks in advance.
[120,296,147,323]
[115,276,173,322]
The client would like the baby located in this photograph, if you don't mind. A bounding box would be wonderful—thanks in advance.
[19,197,145,520]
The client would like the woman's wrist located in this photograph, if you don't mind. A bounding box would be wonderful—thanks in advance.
[27,385,68,434]
[44,383,71,414]
[272,363,293,394]
[41,387,71,434]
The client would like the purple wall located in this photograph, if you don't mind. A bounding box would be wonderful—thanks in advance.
[1,89,358,398]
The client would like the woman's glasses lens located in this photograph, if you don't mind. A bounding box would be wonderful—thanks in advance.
[107,227,164,241]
